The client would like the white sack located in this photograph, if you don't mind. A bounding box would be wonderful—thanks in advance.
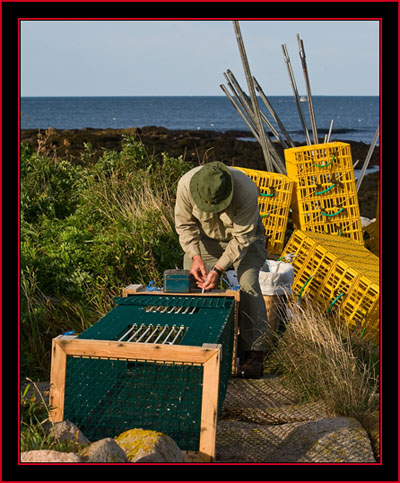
[226,260,294,296]
[259,260,294,296]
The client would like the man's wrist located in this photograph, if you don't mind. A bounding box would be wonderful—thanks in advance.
[211,266,223,277]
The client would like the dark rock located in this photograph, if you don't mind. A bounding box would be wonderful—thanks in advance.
[20,126,380,218]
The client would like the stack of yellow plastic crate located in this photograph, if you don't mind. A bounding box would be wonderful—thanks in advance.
[281,229,379,344]
[284,142,364,244]
[279,142,379,343]
[233,167,294,255]
[235,142,379,343]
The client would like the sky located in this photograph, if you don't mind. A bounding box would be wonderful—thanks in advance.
[20,20,380,97]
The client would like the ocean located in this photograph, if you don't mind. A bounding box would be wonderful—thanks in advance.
[21,96,379,146]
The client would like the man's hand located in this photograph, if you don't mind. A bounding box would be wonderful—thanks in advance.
[190,256,222,290]
[190,255,207,285]
[201,270,219,291]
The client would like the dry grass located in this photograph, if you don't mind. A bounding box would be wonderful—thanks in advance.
[81,170,176,236]
[268,296,379,420]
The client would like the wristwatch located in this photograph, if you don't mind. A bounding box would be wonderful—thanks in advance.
[211,266,223,277]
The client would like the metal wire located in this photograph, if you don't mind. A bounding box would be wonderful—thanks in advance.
[119,323,189,345]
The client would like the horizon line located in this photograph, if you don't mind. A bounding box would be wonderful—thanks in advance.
[21,93,380,98]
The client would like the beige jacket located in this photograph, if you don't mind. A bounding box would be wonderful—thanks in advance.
[175,166,265,271]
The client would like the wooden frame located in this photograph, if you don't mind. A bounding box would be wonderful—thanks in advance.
[122,285,240,302]
[49,335,222,462]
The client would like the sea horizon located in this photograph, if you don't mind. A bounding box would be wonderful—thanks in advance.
[22,94,379,98]
[21,95,380,146]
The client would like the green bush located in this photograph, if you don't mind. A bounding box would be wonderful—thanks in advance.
[20,135,191,380]
[21,147,85,223]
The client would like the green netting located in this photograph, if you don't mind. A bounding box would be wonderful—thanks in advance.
[64,357,203,450]
[63,294,235,450]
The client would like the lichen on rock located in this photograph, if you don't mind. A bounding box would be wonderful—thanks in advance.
[114,428,184,463]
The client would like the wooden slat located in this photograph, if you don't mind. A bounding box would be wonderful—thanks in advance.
[198,347,221,462]
[55,337,218,364]
[49,337,67,422]
[122,286,240,303]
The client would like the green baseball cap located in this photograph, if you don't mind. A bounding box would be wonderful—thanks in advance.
[190,161,233,213]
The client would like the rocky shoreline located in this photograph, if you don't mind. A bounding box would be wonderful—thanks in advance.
[21,126,380,219]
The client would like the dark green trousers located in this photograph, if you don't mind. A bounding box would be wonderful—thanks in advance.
[183,236,268,353]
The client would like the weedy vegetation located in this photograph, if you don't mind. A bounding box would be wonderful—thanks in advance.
[20,131,379,452]
[20,379,85,453]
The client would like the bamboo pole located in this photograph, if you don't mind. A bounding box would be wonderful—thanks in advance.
[223,71,258,133]
[220,84,260,141]
[297,34,319,144]
[221,83,286,171]
[225,69,286,171]
[223,69,286,173]
[232,20,274,172]
[356,125,379,192]
[282,43,311,145]
[225,71,286,147]
[253,76,294,147]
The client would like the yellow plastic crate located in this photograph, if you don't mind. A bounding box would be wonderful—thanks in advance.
[284,142,363,243]
[339,275,380,341]
[361,300,380,344]
[294,230,380,285]
[281,230,380,343]
[233,167,294,254]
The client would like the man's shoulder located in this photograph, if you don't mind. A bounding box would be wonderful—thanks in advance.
[229,167,258,194]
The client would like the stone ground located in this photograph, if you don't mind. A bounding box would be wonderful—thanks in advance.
[216,375,378,463]
[22,376,379,464]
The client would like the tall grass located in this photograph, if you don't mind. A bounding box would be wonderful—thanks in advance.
[268,297,379,420]
[21,379,85,453]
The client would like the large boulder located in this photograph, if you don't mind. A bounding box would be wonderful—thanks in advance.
[114,428,185,463]
[47,420,90,446]
[79,438,128,462]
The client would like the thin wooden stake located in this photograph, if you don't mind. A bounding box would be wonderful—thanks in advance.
[225,71,286,147]
[220,84,260,141]
[232,21,274,171]
[324,119,334,143]
[282,43,311,145]
[297,34,319,144]
[253,76,294,147]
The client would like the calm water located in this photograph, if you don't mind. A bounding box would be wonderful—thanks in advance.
[21,96,379,145]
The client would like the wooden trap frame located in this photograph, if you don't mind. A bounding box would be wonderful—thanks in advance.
[49,288,239,462]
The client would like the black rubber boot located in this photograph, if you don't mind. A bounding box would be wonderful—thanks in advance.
[239,351,264,379]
